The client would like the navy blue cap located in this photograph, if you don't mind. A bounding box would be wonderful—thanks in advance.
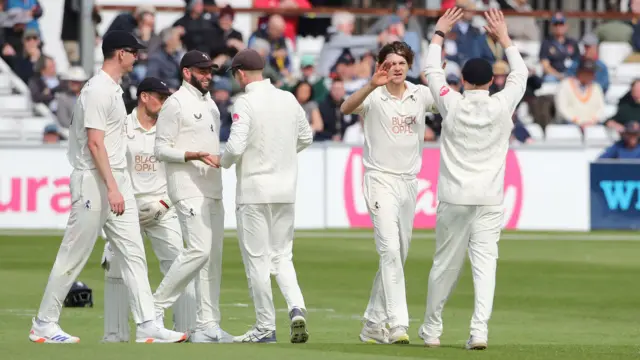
[136,77,172,97]
[551,12,566,24]
[102,30,146,53]
[461,58,493,86]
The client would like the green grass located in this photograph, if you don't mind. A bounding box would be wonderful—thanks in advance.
[1,230,639,359]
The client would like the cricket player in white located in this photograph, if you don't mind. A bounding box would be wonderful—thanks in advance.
[220,49,313,344]
[341,41,438,345]
[419,9,527,350]
[101,77,197,342]
[29,31,187,344]
[153,50,233,343]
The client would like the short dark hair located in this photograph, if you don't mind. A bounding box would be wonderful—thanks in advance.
[377,41,414,67]
[102,48,116,60]
[293,80,314,103]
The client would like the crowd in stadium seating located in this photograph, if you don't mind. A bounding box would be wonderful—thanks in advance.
[0,0,639,158]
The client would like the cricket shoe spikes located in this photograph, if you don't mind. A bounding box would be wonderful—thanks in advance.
[359,321,389,344]
[29,318,80,344]
[389,326,410,344]
[418,326,440,348]
[190,325,234,343]
[465,336,488,350]
[289,307,309,344]
[233,327,276,343]
[135,323,188,343]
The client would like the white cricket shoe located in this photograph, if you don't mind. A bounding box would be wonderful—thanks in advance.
[358,322,389,344]
[465,336,488,350]
[233,327,276,343]
[418,325,440,347]
[289,308,309,344]
[389,326,410,344]
[135,322,188,343]
[190,325,234,343]
[29,318,80,344]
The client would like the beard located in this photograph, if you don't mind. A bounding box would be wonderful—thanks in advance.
[189,75,210,95]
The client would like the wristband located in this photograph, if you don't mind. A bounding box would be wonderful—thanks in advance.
[434,30,445,38]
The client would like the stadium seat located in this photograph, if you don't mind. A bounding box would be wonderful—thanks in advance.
[605,84,630,104]
[516,102,533,124]
[0,95,30,112]
[599,42,633,68]
[544,124,583,144]
[513,40,540,61]
[535,82,558,97]
[0,73,11,95]
[603,104,618,120]
[584,125,614,145]
[525,123,544,141]
[20,117,48,133]
[296,36,325,58]
[613,63,640,85]
[0,118,20,140]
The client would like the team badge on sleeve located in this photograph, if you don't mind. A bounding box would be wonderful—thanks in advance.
[439,86,450,97]
[232,113,240,122]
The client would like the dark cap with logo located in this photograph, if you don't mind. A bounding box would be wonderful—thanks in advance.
[229,49,265,72]
[577,59,597,73]
[461,58,493,86]
[102,30,146,53]
[551,12,566,24]
[136,77,172,97]
[180,50,216,69]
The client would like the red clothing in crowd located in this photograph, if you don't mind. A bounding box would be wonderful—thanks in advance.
[254,0,311,42]
[441,0,456,9]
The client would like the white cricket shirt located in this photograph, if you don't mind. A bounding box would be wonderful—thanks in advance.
[67,70,127,170]
[155,81,222,202]
[124,107,166,200]
[354,81,437,177]
[424,44,528,205]
[220,79,313,204]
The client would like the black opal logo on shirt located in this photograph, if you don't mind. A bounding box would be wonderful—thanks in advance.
[391,116,417,134]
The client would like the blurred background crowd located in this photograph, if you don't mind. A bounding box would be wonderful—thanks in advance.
[0,0,639,159]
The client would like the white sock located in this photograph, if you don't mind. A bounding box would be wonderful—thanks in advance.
[104,276,130,341]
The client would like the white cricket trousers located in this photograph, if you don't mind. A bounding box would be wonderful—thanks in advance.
[104,205,197,337]
[36,169,155,324]
[421,202,503,341]
[236,203,306,331]
[153,197,224,330]
[362,171,418,329]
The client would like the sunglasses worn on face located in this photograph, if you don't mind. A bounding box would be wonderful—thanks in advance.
[122,48,138,55]
[25,36,38,41]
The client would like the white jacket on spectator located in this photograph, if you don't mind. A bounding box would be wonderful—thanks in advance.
[154,81,222,203]
[424,43,527,206]
[554,78,605,125]
[220,79,313,204]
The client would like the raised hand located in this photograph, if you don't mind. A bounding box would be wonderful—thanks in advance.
[370,60,392,87]
[483,8,511,46]
[435,7,464,34]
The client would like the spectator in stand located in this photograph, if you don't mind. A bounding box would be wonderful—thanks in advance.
[5,28,41,83]
[566,34,609,93]
[605,79,640,133]
[226,38,283,95]
[599,121,640,159]
[421,45,461,85]
[317,11,381,77]
[1,4,41,57]
[210,5,244,60]
[255,0,311,43]
[281,54,328,103]
[213,77,233,142]
[342,115,364,145]
[628,16,640,62]
[28,55,60,111]
[173,0,218,56]
[54,66,87,131]
[554,60,605,127]
[425,73,462,139]
[42,124,64,144]
[106,5,155,34]
[593,1,634,43]
[293,80,324,135]
[367,1,425,41]
[448,0,494,66]
[248,14,290,76]
[331,49,368,96]
[131,10,161,83]
[499,0,540,41]
[316,78,355,141]
[539,12,580,83]
[61,0,101,65]
[6,0,41,31]
[354,51,375,82]
[489,60,509,95]
[147,27,185,92]
[511,117,533,144]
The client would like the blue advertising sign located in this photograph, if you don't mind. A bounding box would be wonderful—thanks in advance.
[590,161,640,230]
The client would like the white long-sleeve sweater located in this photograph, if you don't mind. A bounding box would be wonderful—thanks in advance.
[220,79,313,204]
[154,81,222,202]
[424,43,528,205]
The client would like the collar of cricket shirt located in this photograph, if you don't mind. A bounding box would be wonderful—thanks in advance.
[380,80,419,101]
[181,80,211,101]
[244,79,272,93]
[130,107,156,133]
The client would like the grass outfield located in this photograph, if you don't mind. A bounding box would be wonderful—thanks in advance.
[1,230,639,359]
